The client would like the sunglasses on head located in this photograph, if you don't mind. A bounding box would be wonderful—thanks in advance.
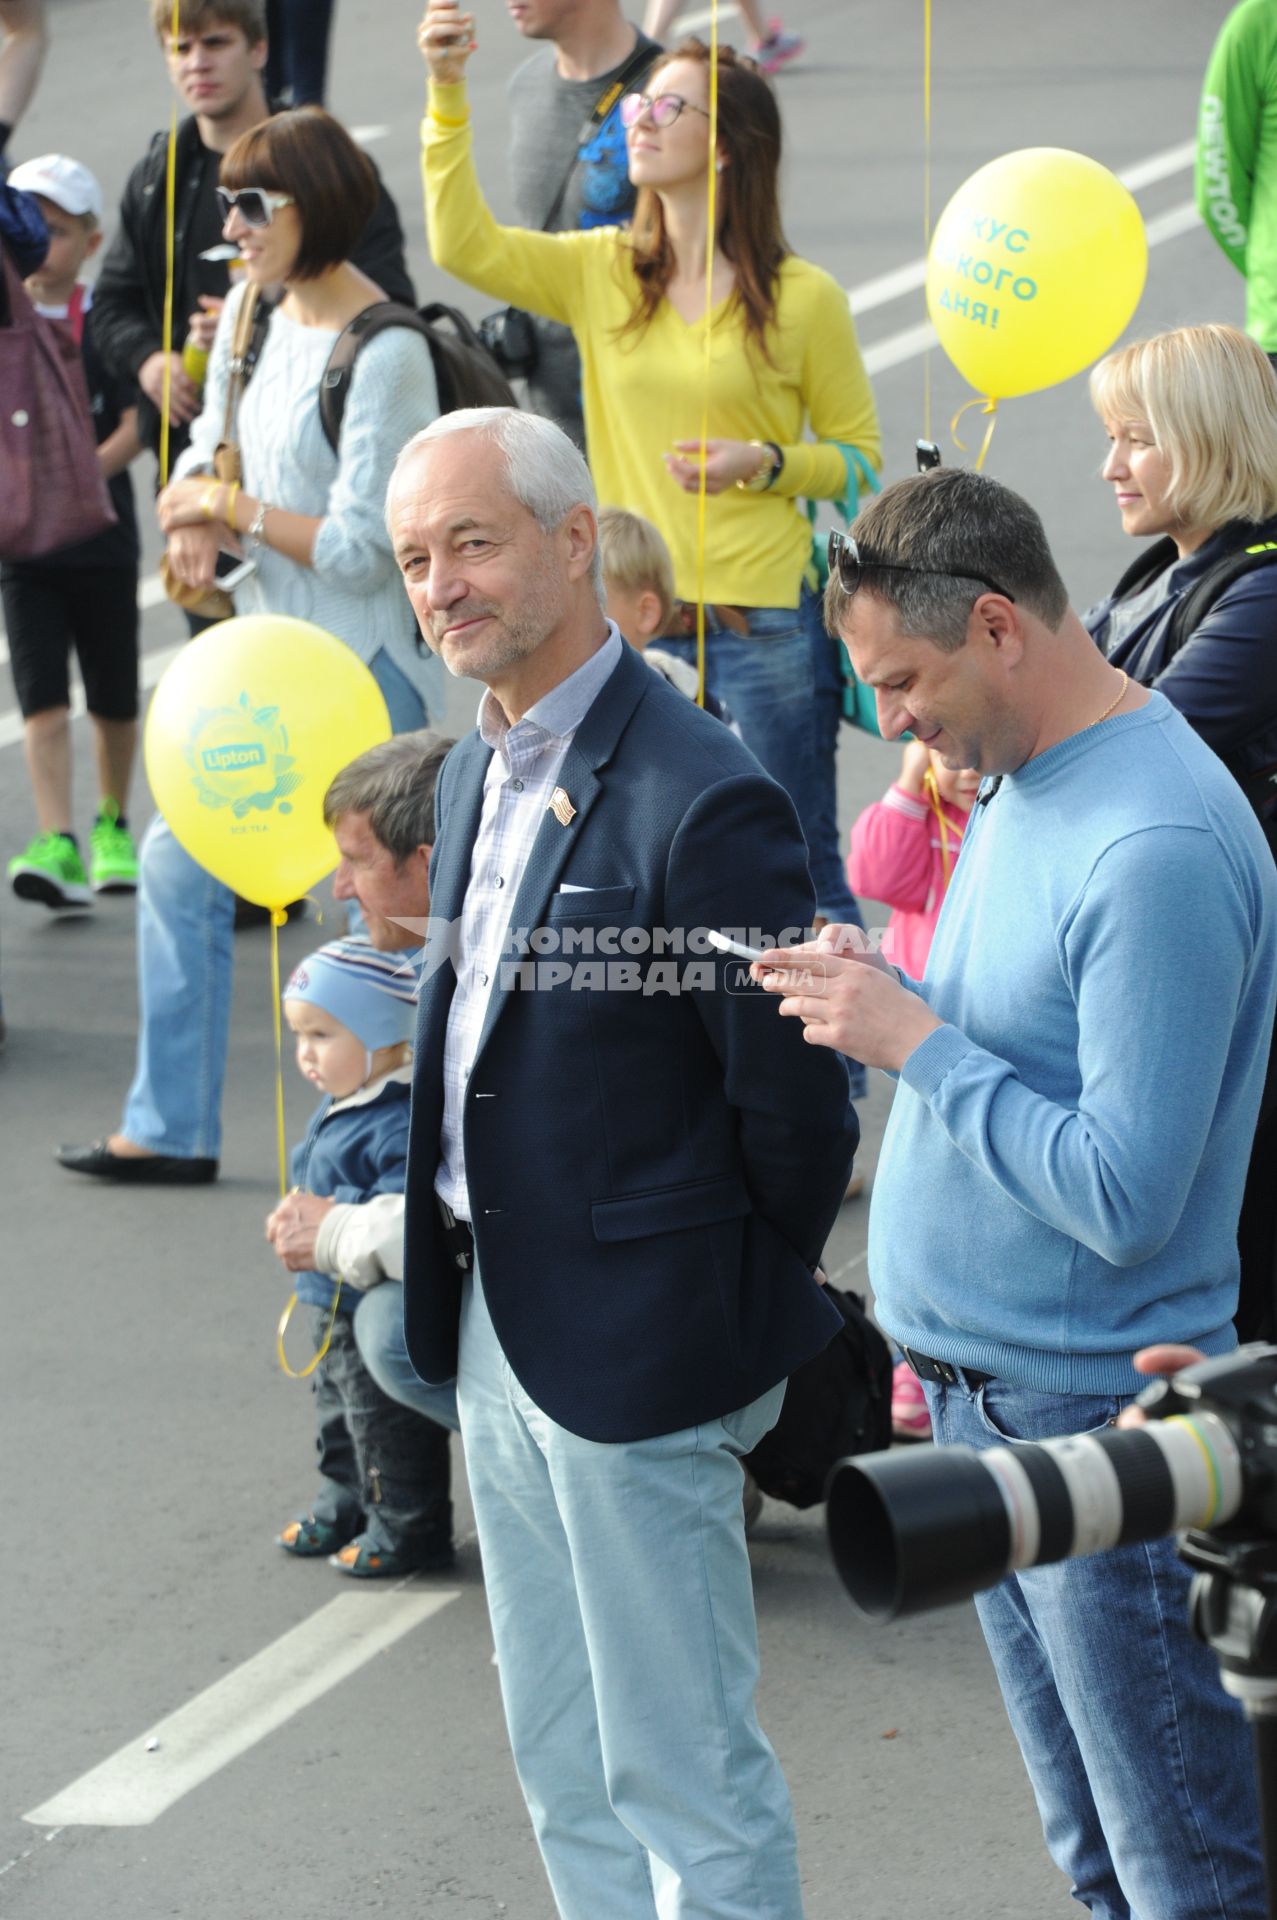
[619,91,712,130]
[215,186,296,229]
[826,529,1014,603]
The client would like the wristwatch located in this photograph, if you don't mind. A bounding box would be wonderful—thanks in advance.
[737,440,784,493]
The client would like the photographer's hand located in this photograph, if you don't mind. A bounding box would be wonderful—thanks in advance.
[1117,1345,1207,1428]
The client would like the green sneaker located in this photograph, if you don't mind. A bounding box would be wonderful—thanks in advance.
[8,831,91,909]
[90,802,139,894]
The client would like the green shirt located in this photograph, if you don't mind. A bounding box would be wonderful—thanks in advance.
[1198,0,1277,349]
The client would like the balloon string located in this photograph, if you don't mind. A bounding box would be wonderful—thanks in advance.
[270,907,289,1200]
[277,1287,341,1380]
[271,907,342,1379]
[159,0,181,485]
[693,0,720,710]
[950,394,998,471]
[922,0,933,444]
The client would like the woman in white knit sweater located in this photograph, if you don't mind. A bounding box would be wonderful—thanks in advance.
[160,107,440,730]
[55,111,441,1189]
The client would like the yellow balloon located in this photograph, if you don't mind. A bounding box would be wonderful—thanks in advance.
[144,614,392,908]
[926,148,1148,400]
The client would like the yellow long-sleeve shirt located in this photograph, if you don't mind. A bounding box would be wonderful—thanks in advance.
[423,80,881,608]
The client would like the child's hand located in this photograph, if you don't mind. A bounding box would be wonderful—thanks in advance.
[898,740,933,796]
[418,0,475,82]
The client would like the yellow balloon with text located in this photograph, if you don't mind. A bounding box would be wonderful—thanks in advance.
[144,614,391,908]
[926,148,1148,399]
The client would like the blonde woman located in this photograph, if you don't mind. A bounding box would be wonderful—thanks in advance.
[1086,320,1277,1345]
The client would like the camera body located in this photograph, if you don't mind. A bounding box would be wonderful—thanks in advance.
[826,1344,1277,1620]
[477,305,540,382]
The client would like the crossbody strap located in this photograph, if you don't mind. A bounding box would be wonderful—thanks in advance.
[540,37,657,234]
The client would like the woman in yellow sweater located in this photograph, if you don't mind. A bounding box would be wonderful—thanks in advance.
[418,0,881,936]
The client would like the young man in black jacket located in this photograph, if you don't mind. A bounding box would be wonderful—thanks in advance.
[93,0,412,472]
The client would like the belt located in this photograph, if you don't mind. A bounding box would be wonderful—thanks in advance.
[901,1345,994,1390]
[437,1195,474,1272]
[668,601,751,638]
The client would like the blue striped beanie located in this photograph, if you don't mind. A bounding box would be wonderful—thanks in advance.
[284,939,416,1052]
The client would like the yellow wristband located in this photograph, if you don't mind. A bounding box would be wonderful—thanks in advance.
[199,482,221,521]
[223,481,241,530]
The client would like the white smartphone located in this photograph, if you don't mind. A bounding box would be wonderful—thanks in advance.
[707,929,772,965]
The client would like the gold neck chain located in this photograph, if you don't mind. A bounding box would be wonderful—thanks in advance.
[1092,669,1129,728]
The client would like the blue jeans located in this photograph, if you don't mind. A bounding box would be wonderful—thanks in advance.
[353,1282,461,1433]
[925,1374,1264,1919]
[458,1267,802,1920]
[658,584,861,927]
[120,647,428,1158]
[265,0,335,104]
[308,1307,453,1558]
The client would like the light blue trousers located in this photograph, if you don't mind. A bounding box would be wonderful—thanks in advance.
[457,1268,802,1920]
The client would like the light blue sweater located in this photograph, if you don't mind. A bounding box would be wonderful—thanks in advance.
[870,692,1277,1395]
[177,287,440,697]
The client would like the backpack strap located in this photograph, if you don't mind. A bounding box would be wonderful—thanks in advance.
[319,301,430,453]
[1165,539,1277,665]
[318,300,517,452]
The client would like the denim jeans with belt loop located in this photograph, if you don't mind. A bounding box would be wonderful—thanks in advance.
[923,1370,1265,1920]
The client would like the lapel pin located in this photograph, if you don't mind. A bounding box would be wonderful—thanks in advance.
[548,786,576,826]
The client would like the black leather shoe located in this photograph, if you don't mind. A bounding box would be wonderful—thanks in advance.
[56,1140,218,1184]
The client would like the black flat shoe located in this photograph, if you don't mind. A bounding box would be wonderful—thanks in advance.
[56,1140,218,1184]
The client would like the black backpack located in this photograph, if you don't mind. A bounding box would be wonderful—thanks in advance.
[237,295,518,447]
[318,300,519,451]
[743,1286,893,1509]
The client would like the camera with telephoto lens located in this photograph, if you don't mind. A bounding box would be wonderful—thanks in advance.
[826,1346,1277,1621]
[477,305,540,381]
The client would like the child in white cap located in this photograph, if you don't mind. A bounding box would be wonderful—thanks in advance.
[3,152,143,910]
[272,937,453,1576]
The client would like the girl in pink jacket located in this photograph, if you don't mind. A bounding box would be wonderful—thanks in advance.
[848,741,981,983]
[848,740,980,1440]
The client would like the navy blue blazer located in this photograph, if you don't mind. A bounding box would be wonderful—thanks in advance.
[402,641,859,1442]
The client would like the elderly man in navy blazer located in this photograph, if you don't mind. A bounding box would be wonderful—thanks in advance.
[389,407,858,1920]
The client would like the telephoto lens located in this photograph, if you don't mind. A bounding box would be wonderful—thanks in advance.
[827,1401,1244,1622]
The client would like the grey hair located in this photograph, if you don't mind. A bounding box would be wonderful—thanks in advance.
[387,407,605,609]
[323,729,455,862]
[824,468,1069,652]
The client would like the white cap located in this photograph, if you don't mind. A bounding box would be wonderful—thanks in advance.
[7,154,103,223]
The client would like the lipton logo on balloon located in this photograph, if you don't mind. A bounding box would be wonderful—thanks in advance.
[184,691,302,819]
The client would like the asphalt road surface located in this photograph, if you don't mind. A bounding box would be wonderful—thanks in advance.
[0,2,1245,1914]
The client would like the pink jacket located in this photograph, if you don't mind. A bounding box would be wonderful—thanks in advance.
[848,783,971,981]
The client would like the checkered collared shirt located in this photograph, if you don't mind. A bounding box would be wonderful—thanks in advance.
[436,628,623,1224]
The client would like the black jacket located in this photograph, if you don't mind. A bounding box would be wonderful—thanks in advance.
[93,111,415,462]
[1084,518,1277,792]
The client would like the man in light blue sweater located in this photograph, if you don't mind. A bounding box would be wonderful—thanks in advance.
[762,469,1276,1920]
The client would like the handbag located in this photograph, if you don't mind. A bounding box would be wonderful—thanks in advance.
[0,246,117,561]
[743,1285,893,1509]
[806,443,884,736]
[160,285,264,621]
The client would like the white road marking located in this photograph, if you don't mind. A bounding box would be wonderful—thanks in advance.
[849,140,1195,318]
[350,123,390,146]
[24,1587,459,1828]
